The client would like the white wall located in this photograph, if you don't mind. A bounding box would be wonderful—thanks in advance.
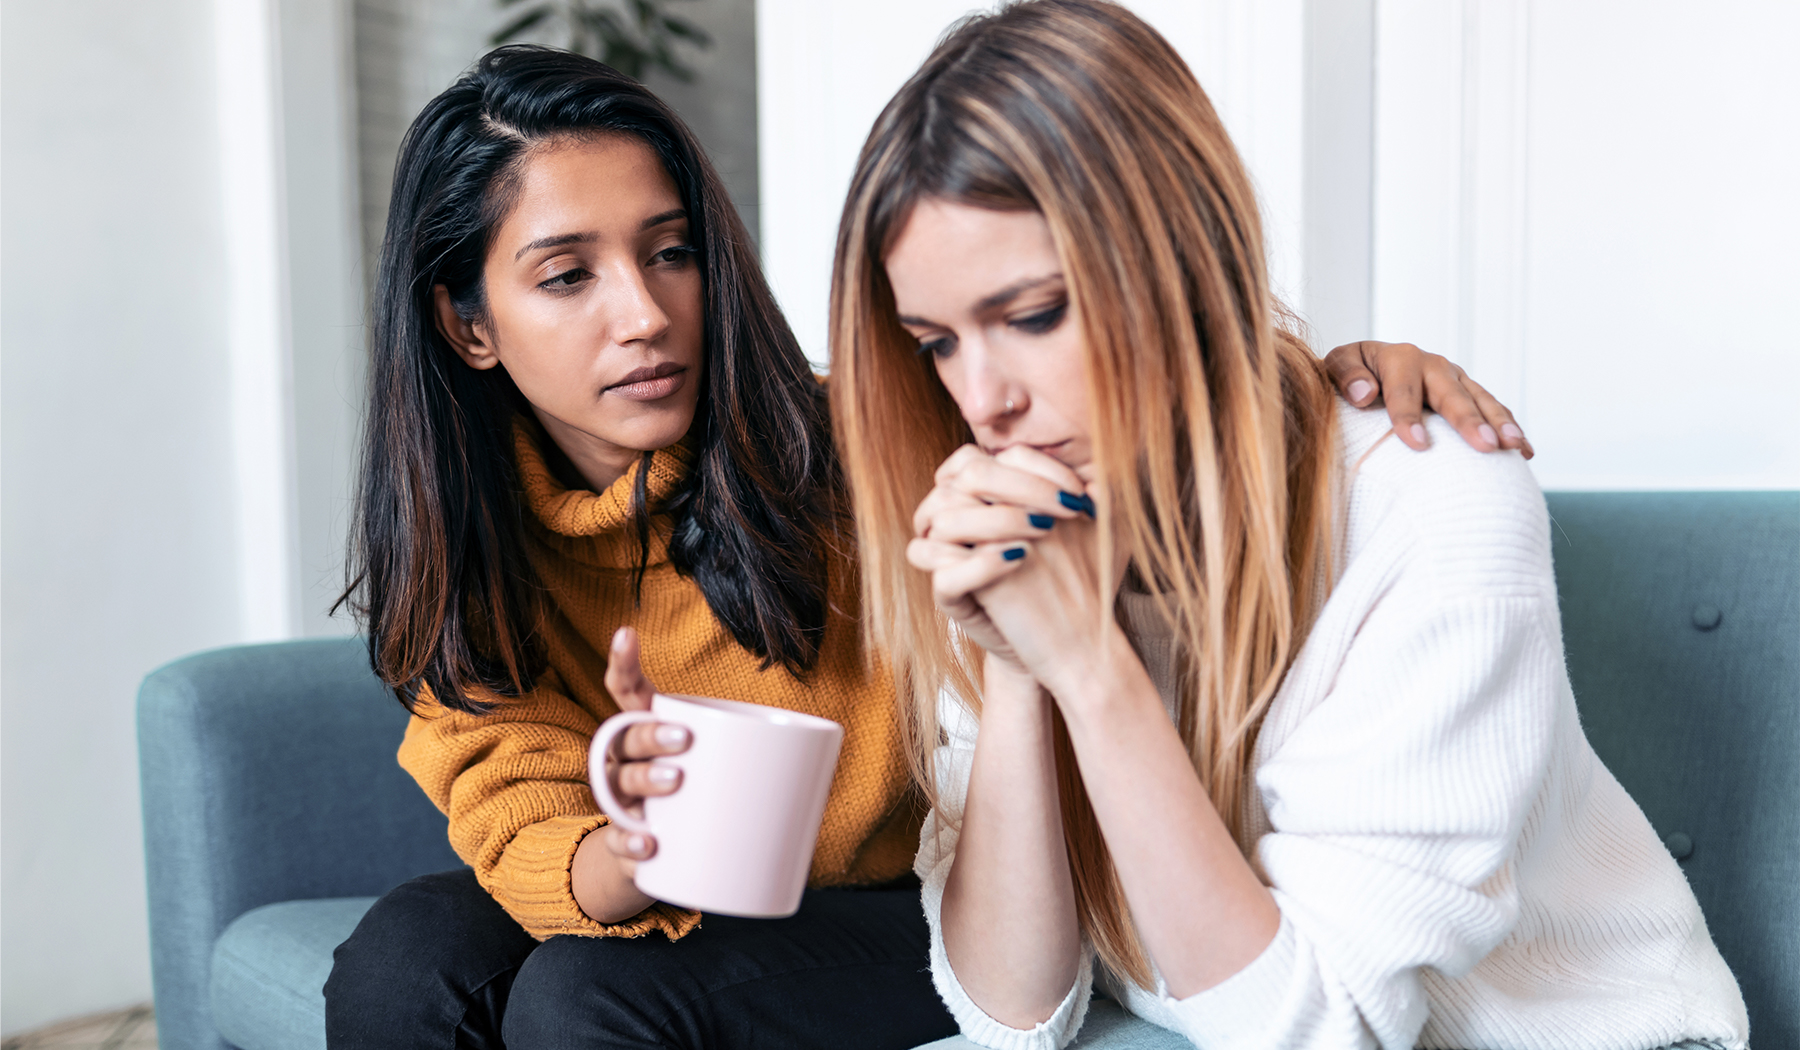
[284,0,370,637]
[0,0,363,1033]
[2,0,236,1031]
[1367,0,1800,488]
[759,0,1800,489]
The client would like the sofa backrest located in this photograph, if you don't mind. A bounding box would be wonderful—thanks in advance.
[1546,491,1799,1047]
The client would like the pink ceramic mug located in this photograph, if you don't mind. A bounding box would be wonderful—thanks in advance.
[588,693,844,918]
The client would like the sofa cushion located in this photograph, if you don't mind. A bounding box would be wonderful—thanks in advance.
[913,998,1191,1049]
[210,897,376,1050]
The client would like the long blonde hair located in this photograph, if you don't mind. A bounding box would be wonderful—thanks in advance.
[831,0,1338,985]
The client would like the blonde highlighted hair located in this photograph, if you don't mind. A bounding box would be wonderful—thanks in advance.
[831,0,1339,985]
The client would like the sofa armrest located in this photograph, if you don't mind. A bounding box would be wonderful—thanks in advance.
[139,637,460,1050]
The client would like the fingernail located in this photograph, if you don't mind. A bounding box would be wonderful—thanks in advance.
[627,834,647,854]
[1058,491,1096,518]
[1410,423,1429,446]
[1028,513,1055,529]
[612,628,628,650]
[654,724,689,749]
[1501,423,1523,442]
[648,764,678,786]
[1002,546,1027,561]
[1478,423,1498,448]
[1347,379,1373,403]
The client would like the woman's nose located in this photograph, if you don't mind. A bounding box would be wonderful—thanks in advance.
[603,267,671,346]
[953,348,1024,430]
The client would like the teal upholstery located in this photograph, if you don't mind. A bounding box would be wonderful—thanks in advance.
[138,640,459,1050]
[210,899,375,1050]
[915,1000,1191,1049]
[137,493,1796,1050]
[1546,491,1798,1047]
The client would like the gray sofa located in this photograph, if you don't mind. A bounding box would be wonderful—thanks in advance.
[139,492,1799,1050]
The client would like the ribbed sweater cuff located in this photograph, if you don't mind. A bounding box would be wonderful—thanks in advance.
[930,931,1091,1050]
[1163,908,1301,1043]
[492,814,702,941]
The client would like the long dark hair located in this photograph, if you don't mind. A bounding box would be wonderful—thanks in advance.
[342,45,842,713]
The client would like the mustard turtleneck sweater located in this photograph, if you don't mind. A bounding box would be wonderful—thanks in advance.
[397,424,920,941]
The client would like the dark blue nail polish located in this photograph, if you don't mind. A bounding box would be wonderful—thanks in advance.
[1002,546,1027,561]
[1058,491,1096,518]
[1028,513,1055,529]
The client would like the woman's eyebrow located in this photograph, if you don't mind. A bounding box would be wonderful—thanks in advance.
[638,207,686,232]
[895,274,1064,328]
[512,210,686,262]
[892,273,1058,325]
[973,274,1062,313]
[514,232,594,261]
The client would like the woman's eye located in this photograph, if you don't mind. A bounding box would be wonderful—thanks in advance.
[654,245,697,265]
[915,336,955,359]
[1011,302,1067,334]
[540,268,590,290]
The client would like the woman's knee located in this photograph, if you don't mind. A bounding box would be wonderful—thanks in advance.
[325,868,536,1049]
[502,935,677,1049]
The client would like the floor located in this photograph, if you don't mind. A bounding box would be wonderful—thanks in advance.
[0,1005,156,1050]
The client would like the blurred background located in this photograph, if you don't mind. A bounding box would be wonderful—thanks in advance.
[2,0,1795,1037]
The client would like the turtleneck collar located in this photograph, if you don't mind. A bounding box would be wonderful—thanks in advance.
[513,418,694,539]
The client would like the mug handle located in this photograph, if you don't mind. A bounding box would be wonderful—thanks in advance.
[588,710,661,834]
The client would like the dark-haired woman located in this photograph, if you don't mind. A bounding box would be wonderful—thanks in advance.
[322,44,1525,1050]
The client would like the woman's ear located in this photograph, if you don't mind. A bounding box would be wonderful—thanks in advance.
[433,284,499,370]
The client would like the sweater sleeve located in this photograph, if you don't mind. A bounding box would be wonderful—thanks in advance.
[916,692,1095,1049]
[397,668,700,941]
[1159,592,1566,1049]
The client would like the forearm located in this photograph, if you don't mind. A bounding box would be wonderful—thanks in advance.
[942,660,1082,1028]
[571,825,656,923]
[1047,632,1279,999]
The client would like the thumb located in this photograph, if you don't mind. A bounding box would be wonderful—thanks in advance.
[605,627,656,711]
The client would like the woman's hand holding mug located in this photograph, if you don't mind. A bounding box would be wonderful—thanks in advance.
[584,627,847,920]
[570,626,692,923]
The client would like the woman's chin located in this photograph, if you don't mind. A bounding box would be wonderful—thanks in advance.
[603,408,699,456]
[537,400,697,460]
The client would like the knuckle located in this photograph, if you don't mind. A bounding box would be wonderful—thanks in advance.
[623,723,658,757]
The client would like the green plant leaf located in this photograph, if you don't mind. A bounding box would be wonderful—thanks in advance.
[490,4,552,44]
[659,15,710,46]
[493,0,712,73]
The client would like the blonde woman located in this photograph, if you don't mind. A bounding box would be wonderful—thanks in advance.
[832,2,1750,1048]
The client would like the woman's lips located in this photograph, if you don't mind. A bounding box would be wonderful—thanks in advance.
[605,363,687,402]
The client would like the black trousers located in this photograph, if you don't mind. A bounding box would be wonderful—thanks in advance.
[324,868,957,1050]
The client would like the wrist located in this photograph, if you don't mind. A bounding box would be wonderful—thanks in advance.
[572,824,654,924]
[1041,627,1158,730]
[1036,622,1133,699]
[982,651,1040,697]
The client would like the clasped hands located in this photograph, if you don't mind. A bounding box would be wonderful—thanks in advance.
[906,340,1527,702]
[907,443,1125,701]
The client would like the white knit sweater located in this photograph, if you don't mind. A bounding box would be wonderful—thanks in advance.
[916,404,1750,1050]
